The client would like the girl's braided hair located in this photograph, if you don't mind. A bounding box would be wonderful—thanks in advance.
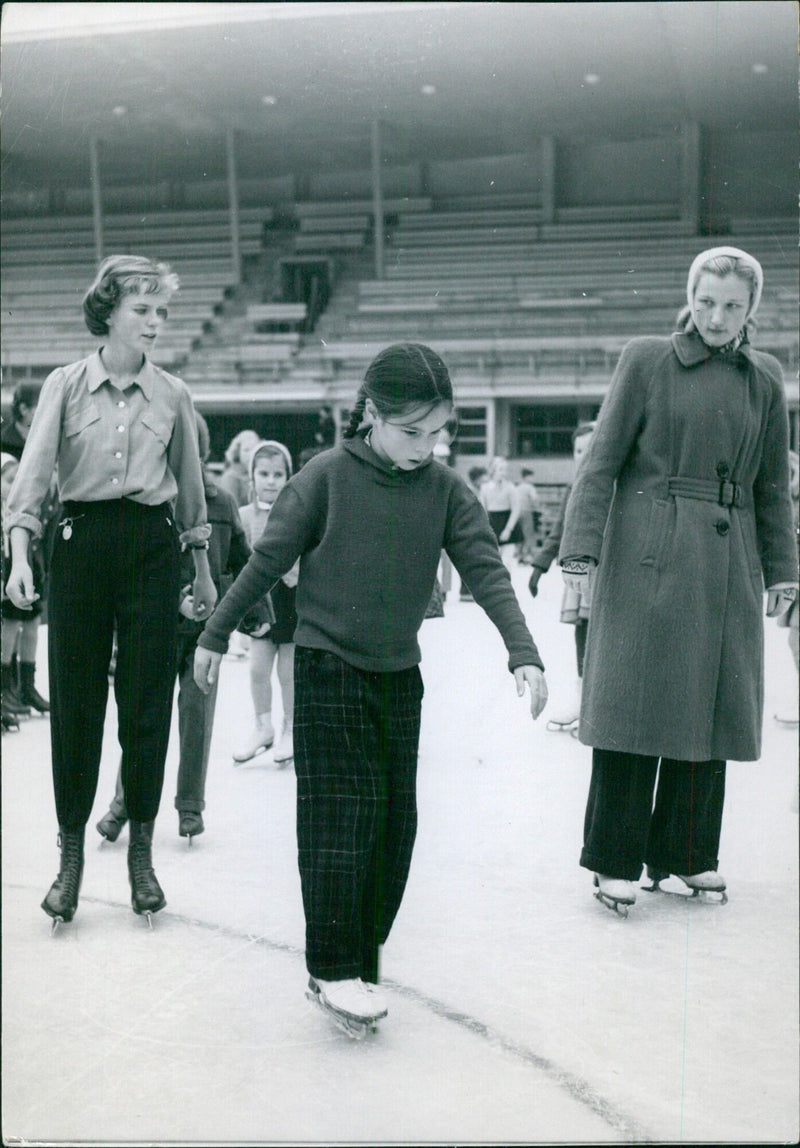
[343,343,453,438]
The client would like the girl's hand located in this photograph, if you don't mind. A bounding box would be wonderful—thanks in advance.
[514,665,548,720]
[5,562,38,610]
[194,647,222,694]
[192,570,218,620]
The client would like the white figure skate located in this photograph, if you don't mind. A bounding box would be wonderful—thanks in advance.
[593,873,636,918]
[643,868,727,903]
[305,977,387,1039]
[233,715,274,764]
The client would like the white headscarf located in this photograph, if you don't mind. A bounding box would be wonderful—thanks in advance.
[248,439,294,483]
[686,246,764,323]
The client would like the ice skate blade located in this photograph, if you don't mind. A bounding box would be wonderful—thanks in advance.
[643,879,727,904]
[305,989,377,1039]
[593,889,630,918]
[50,915,64,935]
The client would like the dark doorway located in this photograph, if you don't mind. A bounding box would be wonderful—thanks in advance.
[204,409,323,472]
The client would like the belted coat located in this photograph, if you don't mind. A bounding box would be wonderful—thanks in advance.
[559,331,798,762]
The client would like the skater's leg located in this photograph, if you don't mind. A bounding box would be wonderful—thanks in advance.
[295,647,383,982]
[645,758,726,877]
[113,502,181,823]
[249,635,274,724]
[47,510,116,829]
[233,637,275,760]
[574,618,588,679]
[580,748,658,881]
[276,642,294,733]
[273,642,295,762]
[175,632,218,814]
[360,667,422,983]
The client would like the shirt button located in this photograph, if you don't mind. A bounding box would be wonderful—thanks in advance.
[117,425,125,433]
[716,461,730,479]
[117,400,126,408]
[114,451,122,459]
[111,477,119,486]
[716,520,730,535]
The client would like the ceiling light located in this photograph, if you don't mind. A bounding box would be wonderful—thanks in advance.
[583,73,600,85]
[112,105,127,117]
[261,94,278,106]
[420,84,437,96]
[751,63,768,75]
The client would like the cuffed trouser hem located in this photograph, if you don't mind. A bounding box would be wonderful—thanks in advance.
[579,851,644,882]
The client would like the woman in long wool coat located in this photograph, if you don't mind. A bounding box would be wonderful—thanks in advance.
[559,246,798,914]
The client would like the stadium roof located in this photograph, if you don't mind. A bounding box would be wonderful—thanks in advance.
[1,1,797,188]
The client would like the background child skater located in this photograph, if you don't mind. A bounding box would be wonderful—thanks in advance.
[96,411,251,843]
[527,422,596,734]
[233,440,298,766]
[4,254,216,928]
[194,343,547,1035]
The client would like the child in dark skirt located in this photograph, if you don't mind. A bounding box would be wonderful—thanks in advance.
[194,343,548,1032]
[233,440,298,766]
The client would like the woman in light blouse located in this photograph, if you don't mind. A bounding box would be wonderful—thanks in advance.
[5,254,216,928]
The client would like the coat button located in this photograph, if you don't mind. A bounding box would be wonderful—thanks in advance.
[716,520,730,535]
[716,461,730,479]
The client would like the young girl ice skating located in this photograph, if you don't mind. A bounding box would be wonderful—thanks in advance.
[234,440,298,766]
[194,343,547,1036]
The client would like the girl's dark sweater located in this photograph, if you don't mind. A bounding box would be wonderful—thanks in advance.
[198,431,543,674]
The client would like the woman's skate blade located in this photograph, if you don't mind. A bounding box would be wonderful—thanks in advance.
[643,868,728,903]
[593,874,635,917]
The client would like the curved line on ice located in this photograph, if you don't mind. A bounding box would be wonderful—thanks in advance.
[20,887,653,1142]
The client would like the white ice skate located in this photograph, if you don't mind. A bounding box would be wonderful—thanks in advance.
[593,873,636,918]
[272,727,294,767]
[305,976,387,1039]
[644,868,727,903]
[232,715,274,764]
[546,679,581,737]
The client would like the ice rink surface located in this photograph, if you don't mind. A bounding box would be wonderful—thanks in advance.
[3,561,798,1146]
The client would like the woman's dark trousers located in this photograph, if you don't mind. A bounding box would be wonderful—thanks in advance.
[294,646,423,984]
[47,500,181,830]
[580,748,726,881]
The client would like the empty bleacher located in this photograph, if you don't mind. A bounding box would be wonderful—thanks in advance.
[1,208,272,375]
[302,203,798,388]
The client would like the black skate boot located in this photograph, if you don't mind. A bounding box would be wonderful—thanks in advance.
[178,810,204,844]
[96,807,128,842]
[128,820,166,923]
[1,662,31,717]
[18,662,50,713]
[41,828,85,931]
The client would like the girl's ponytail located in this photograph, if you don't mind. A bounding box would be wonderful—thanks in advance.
[343,389,368,439]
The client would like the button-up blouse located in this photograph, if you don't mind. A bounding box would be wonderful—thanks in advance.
[5,350,210,546]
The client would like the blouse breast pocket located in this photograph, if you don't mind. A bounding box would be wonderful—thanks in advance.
[140,409,174,450]
[63,402,101,438]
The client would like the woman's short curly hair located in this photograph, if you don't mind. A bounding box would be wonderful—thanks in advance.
[83,254,180,336]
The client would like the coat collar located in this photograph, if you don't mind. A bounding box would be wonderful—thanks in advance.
[86,348,155,400]
[671,331,754,368]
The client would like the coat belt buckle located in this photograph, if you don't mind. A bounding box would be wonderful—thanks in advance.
[718,480,740,507]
